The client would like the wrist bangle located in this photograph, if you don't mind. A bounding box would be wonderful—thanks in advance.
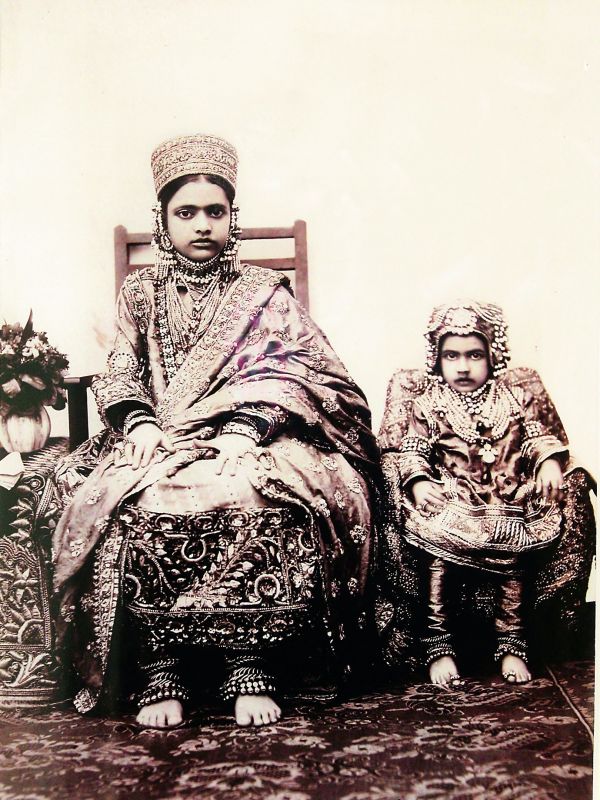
[222,420,261,444]
[122,408,154,430]
[124,414,159,437]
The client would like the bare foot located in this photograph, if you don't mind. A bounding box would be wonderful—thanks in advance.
[429,655,462,687]
[136,698,184,728]
[501,654,531,684]
[234,694,281,727]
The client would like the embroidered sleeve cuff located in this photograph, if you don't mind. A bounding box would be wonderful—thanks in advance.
[92,373,153,426]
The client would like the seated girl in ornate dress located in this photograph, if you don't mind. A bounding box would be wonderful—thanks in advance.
[379,301,569,687]
[52,134,379,728]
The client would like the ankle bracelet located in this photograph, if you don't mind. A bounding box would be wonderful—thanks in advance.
[423,633,456,666]
[221,663,276,703]
[494,635,528,663]
[137,658,190,709]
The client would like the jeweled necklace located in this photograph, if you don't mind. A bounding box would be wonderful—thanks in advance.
[448,381,491,417]
[153,205,242,381]
[172,250,223,322]
[435,380,517,447]
[173,250,220,287]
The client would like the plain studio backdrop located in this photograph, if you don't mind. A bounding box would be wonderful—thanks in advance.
[0,0,598,475]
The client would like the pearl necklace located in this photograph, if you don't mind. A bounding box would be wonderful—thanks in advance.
[173,250,220,288]
[434,380,518,446]
[448,381,491,416]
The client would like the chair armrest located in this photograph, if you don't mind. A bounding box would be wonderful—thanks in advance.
[503,367,568,444]
[64,375,96,451]
[378,368,428,448]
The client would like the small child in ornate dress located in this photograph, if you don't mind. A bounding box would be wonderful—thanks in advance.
[391,301,566,686]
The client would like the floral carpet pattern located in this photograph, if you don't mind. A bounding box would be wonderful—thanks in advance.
[0,661,593,800]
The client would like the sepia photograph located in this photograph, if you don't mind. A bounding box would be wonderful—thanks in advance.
[0,1,597,798]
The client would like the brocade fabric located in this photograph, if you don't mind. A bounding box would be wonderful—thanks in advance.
[122,506,318,652]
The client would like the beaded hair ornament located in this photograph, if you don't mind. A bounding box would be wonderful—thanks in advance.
[425,300,510,378]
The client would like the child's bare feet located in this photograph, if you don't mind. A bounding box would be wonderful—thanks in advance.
[501,654,531,684]
[235,694,281,726]
[136,698,184,728]
[429,655,462,687]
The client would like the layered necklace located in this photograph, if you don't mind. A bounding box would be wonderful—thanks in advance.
[434,380,519,469]
[153,205,241,382]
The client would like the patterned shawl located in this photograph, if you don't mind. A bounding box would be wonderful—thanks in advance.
[53,265,379,589]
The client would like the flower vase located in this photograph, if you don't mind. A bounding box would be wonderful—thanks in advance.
[0,405,51,453]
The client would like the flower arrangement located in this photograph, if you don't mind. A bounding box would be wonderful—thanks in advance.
[0,313,69,415]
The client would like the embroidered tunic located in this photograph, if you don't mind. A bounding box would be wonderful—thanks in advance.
[387,379,567,572]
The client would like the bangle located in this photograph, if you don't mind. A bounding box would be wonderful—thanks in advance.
[221,420,261,444]
[124,414,159,437]
[234,405,288,442]
[122,408,153,430]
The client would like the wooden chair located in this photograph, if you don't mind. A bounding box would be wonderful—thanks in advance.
[64,221,309,450]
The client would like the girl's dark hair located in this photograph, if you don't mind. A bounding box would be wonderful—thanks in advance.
[158,173,235,219]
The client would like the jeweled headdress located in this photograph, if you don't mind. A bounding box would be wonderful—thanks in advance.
[425,300,510,377]
[151,134,238,197]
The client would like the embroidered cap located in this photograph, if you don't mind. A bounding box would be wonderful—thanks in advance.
[151,134,238,197]
[425,300,510,377]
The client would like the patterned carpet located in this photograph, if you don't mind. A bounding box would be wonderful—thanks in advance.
[0,660,593,800]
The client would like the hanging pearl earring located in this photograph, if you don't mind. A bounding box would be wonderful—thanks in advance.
[219,205,241,282]
[161,231,174,252]
[152,202,174,252]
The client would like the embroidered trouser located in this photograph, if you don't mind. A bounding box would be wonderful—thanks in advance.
[422,557,527,665]
[119,505,317,705]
